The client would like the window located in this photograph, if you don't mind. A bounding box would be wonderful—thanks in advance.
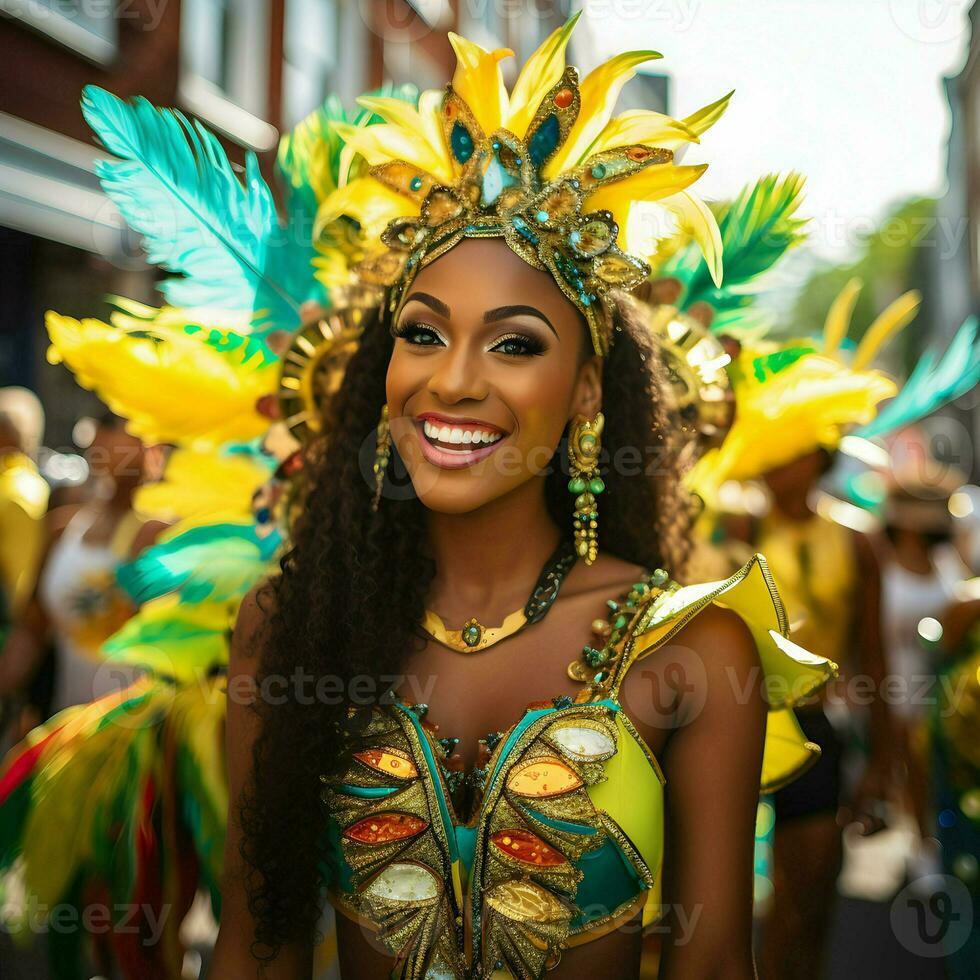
[0,0,118,63]
[179,0,277,151]
[281,0,339,128]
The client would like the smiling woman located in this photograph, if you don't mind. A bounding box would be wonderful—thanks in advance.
[208,16,836,980]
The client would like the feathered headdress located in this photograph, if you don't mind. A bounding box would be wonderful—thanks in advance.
[689,278,922,500]
[317,13,730,356]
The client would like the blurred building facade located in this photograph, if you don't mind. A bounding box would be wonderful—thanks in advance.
[932,0,980,481]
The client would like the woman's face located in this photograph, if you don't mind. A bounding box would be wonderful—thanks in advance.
[386,238,602,515]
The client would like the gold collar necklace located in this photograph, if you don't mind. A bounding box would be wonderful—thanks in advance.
[421,539,578,653]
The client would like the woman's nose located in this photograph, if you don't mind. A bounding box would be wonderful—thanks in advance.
[425,344,488,404]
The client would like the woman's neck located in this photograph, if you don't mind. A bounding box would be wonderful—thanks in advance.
[425,477,563,621]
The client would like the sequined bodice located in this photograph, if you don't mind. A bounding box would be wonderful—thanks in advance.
[321,576,668,979]
[319,555,837,980]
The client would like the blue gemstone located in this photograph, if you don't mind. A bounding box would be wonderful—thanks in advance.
[451,122,474,163]
[256,506,271,524]
[492,140,500,150]
[511,216,539,244]
[536,210,549,223]
[528,113,560,169]
[591,163,607,179]
[409,175,423,191]
[481,153,518,206]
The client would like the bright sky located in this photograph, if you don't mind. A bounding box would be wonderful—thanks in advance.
[580,0,971,261]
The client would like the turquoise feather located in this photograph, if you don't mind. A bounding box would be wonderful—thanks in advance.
[116,523,283,606]
[856,316,980,440]
[81,86,308,332]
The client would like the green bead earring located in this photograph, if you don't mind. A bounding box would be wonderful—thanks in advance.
[567,411,604,565]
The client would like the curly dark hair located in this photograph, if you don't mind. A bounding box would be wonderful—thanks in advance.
[237,289,692,962]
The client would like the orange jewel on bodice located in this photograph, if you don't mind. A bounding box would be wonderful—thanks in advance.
[506,757,583,798]
[353,748,419,780]
[490,829,568,868]
[344,813,427,845]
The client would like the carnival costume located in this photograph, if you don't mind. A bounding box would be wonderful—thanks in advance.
[0,16,853,979]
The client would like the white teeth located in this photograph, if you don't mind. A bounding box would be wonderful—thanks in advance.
[422,419,503,448]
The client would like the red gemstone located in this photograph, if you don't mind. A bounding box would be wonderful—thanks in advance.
[490,829,567,867]
[344,812,427,845]
[553,88,574,109]
[627,146,654,162]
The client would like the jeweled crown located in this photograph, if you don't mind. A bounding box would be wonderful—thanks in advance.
[317,16,728,357]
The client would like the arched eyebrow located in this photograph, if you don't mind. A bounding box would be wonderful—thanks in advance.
[401,291,450,318]
[484,305,558,338]
[400,293,558,339]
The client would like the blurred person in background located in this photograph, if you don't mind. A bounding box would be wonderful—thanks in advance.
[0,411,166,739]
[741,448,897,980]
[0,387,50,629]
[880,464,970,881]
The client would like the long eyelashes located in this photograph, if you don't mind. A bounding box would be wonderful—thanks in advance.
[392,321,547,358]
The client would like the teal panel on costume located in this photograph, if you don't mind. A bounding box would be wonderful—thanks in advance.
[521,804,598,836]
[456,825,477,876]
[336,783,399,799]
[319,814,354,892]
[570,836,646,929]
[396,704,459,863]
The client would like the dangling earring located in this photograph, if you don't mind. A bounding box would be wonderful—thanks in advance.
[567,411,604,565]
[371,403,391,512]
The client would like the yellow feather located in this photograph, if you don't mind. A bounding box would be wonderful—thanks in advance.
[314,177,417,240]
[585,163,708,226]
[659,190,724,286]
[331,121,453,183]
[45,311,274,449]
[589,109,699,157]
[681,90,735,139]
[448,32,513,135]
[851,290,921,370]
[134,448,268,523]
[354,93,452,181]
[543,49,663,178]
[504,12,580,138]
[822,277,863,358]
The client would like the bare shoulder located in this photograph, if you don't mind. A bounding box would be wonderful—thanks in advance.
[667,604,760,682]
[231,577,279,673]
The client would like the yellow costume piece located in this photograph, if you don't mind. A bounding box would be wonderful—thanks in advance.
[751,509,857,666]
[690,279,920,502]
[321,556,835,977]
[0,451,49,617]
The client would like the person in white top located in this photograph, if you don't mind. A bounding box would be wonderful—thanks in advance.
[880,474,970,859]
[0,413,167,740]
